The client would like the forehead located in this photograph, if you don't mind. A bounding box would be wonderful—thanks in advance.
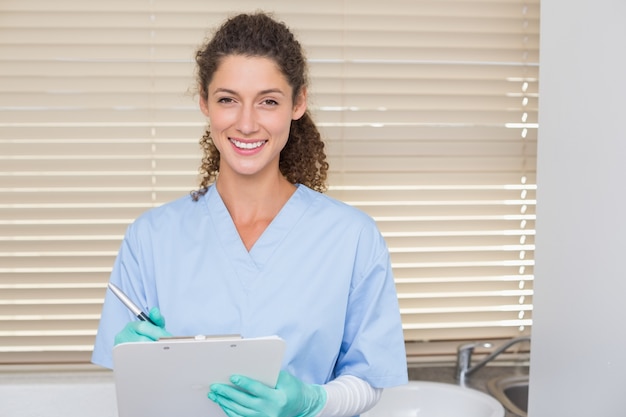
[209,55,291,93]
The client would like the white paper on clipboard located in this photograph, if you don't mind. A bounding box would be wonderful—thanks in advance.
[112,335,286,417]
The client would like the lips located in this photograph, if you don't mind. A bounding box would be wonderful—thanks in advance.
[229,138,267,150]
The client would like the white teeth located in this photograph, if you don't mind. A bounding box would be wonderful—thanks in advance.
[230,139,265,149]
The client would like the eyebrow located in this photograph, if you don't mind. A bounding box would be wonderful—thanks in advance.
[212,87,286,96]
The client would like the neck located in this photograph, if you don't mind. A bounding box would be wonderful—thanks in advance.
[215,172,296,223]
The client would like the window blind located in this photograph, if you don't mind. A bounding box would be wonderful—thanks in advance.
[0,0,538,364]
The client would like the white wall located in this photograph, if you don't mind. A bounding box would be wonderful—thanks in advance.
[0,370,117,417]
[529,1,626,416]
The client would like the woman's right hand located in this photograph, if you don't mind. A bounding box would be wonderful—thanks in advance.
[114,307,172,345]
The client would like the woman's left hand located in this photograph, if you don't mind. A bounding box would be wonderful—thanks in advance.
[208,370,327,417]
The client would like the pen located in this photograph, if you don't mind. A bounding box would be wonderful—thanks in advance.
[107,282,157,325]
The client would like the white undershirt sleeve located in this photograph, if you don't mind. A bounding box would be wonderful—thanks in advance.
[316,375,383,417]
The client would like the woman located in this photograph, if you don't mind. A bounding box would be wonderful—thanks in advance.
[92,12,407,417]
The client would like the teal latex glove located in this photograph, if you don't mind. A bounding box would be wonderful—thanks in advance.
[114,307,172,345]
[208,370,327,417]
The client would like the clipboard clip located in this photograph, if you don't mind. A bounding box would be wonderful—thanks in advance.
[158,334,242,341]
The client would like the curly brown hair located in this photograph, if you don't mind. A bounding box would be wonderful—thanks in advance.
[191,12,328,200]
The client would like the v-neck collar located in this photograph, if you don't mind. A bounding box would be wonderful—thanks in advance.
[204,184,312,283]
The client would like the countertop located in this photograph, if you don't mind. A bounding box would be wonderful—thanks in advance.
[0,363,528,417]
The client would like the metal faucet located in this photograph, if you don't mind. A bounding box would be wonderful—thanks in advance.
[455,336,531,382]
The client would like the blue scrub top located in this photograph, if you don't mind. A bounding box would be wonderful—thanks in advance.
[92,184,408,388]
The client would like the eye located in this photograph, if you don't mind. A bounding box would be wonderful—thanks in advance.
[217,97,234,104]
[262,99,279,106]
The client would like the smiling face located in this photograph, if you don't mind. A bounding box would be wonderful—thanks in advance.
[199,55,307,181]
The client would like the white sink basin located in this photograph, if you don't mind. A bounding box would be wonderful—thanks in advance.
[362,380,504,417]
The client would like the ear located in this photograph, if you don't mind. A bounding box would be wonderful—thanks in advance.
[292,87,308,120]
[199,90,210,117]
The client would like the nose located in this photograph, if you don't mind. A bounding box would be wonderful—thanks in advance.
[236,104,259,135]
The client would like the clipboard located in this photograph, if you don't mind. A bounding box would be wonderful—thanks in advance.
[112,335,286,417]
